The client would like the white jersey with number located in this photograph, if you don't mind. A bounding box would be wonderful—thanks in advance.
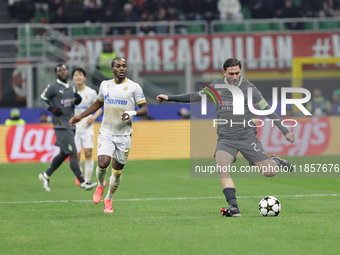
[97,77,146,135]
[74,85,98,132]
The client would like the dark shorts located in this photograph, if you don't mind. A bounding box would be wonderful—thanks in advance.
[215,135,269,165]
[54,129,77,154]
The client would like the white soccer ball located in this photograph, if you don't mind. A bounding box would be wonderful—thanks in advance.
[258,196,281,216]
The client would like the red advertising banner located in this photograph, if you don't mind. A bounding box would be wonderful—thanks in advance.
[0,117,338,164]
[67,32,340,73]
[5,124,59,163]
[256,118,331,157]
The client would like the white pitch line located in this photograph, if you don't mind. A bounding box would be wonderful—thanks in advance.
[0,193,340,204]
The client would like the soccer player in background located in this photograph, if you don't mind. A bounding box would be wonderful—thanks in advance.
[69,58,148,213]
[38,64,97,192]
[72,67,102,186]
[156,58,295,217]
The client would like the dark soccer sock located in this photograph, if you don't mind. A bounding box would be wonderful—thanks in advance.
[223,187,238,208]
[70,157,85,183]
[45,153,68,177]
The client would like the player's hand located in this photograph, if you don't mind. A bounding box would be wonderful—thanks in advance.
[285,132,295,143]
[48,106,63,117]
[122,111,137,121]
[86,116,95,125]
[156,94,168,102]
[69,115,82,126]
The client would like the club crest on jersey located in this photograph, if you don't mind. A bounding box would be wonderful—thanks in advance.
[123,86,129,91]
[59,90,64,94]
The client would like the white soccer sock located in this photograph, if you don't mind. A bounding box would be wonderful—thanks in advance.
[84,159,94,182]
[96,166,107,186]
[105,173,122,201]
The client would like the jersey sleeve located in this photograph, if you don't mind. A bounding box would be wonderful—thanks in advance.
[97,82,104,102]
[134,84,146,104]
[91,88,98,104]
[40,84,54,101]
[252,86,269,110]
[39,84,54,110]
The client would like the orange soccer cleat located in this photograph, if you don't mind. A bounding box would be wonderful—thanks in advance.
[104,199,113,213]
[93,181,107,204]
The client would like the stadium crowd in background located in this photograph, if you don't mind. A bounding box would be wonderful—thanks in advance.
[7,0,340,32]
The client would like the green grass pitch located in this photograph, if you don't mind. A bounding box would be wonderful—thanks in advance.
[0,156,340,255]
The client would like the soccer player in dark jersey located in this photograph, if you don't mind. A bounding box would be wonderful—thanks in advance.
[156,58,295,217]
[38,64,97,192]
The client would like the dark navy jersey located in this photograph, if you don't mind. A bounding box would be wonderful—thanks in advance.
[39,79,78,130]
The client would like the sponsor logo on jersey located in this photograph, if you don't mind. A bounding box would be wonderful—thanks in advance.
[104,92,127,105]
[61,98,76,107]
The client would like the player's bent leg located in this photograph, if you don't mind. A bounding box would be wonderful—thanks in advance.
[98,155,111,169]
[105,168,123,201]
[215,150,235,189]
[103,159,124,212]
[96,155,111,185]
[215,150,241,217]
[103,168,123,213]
[255,159,278,177]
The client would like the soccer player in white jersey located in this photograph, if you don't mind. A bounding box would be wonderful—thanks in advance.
[69,58,148,213]
[72,67,103,186]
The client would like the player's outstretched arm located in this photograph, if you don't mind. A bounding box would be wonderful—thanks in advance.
[70,100,103,126]
[86,107,103,125]
[156,92,200,103]
[122,103,148,121]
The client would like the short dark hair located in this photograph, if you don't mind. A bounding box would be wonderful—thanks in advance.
[223,58,242,71]
[111,57,126,67]
[72,67,87,77]
[55,63,67,73]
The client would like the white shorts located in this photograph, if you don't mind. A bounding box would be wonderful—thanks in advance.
[75,129,94,153]
[97,133,131,164]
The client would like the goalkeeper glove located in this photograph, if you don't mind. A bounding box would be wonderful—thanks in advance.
[74,93,82,105]
[48,106,63,117]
